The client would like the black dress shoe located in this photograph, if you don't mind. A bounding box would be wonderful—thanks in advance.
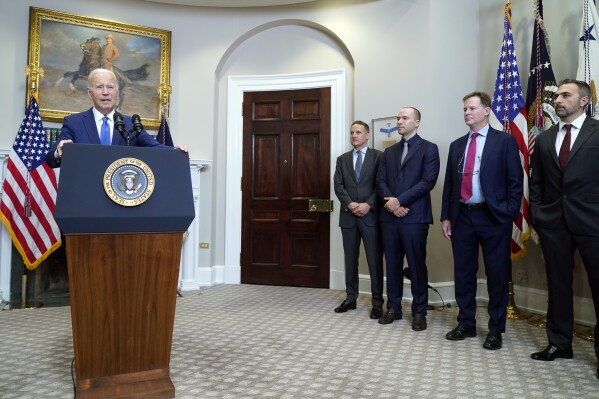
[369,305,383,319]
[483,332,502,350]
[412,314,427,331]
[530,344,573,361]
[445,325,477,341]
[334,300,356,313]
[378,308,402,324]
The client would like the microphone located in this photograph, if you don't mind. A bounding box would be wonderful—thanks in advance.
[114,112,126,135]
[114,112,130,146]
[131,114,144,135]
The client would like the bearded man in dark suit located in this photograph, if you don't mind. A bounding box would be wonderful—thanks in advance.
[333,120,384,319]
[529,79,599,380]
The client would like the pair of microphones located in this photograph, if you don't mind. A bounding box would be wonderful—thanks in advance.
[114,112,143,146]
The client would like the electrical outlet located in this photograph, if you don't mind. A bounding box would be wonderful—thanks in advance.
[199,242,209,249]
[516,270,528,283]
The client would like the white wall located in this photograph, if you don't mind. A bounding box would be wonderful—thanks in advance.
[0,0,477,285]
[2,0,593,321]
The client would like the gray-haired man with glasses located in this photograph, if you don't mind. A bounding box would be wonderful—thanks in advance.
[440,91,523,350]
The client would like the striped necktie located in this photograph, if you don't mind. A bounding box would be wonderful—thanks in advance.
[355,150,363,181]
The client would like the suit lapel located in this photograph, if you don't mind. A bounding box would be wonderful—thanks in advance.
[83,108,102,144]
[399,136,422,167]
[344,150,357,183]
[456,133,469,168]
[546,125,560,168]
[362,148,375,177]
[570,117,598,161]
[455,134,469,188]
[480,129,499,172]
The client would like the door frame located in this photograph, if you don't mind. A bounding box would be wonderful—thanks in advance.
[225,69,348,288]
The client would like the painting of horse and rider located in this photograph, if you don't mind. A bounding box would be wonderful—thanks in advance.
[28,8,171,128]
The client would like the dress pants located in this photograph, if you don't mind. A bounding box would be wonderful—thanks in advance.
[451,207,512,333]
[341,218,384,306]
[536,219,599,361]
[381,220,429,315]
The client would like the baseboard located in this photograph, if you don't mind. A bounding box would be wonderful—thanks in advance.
[356,275,597,326]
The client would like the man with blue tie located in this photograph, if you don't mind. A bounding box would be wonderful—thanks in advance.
[441,92,523,350]
[333,120,384,319]
[376,107,440,330]
[45,68,187,168]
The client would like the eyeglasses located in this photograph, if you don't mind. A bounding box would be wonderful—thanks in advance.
[457,154,480,176]
[92,84,117,92]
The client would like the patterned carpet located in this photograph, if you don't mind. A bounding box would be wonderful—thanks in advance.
[1,284,598,398]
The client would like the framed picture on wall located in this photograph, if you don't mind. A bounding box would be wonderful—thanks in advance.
[371,116,399,151]
[26,7,171,129]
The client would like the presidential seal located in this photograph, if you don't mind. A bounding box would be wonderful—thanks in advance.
[103,158,155,206]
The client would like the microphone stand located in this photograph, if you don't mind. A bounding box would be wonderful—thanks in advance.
[116,129,141,146]
[403,267,436,310]
[117,129,130,146]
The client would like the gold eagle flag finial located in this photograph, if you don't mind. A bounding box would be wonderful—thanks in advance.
[25,65,44,98]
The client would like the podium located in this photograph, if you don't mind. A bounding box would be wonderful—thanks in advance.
[54,144,194,399]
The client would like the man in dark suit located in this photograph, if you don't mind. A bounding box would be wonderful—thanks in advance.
[441,92,523,350]
[333,120,384,319]
[529,79,599,380]
[376,107,440,330]
[45,68,187,168]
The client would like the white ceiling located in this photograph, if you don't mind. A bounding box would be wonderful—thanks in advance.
[142,0,319,7]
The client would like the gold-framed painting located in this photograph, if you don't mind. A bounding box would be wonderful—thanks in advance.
[26,7,171,129]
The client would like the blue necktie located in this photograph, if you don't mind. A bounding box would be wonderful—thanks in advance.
[355,150,363,181]
[400,140,409,164]
[100,116,111,145]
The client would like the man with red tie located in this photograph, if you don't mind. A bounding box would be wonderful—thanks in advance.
[441,92,523,350]
[530,79,599,380]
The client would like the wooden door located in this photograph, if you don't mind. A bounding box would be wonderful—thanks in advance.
[241,88,331,288]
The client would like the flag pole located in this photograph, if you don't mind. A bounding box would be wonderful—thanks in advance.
[158,82,182,297]
[506,267,530,320]
[490,1,531,320]
[15,264,42,309]
[573,325,595,342]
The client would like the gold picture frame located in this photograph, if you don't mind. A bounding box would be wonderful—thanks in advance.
[26,7,171,129]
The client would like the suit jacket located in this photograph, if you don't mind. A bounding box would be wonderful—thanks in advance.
[376,134,440,224]
[334,147,382,228]
[530,117,599,236]
[440,126,523,227]
[45,108,166,168]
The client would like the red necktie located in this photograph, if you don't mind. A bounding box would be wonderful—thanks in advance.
[558,124,572,171]
[460,132,479,201]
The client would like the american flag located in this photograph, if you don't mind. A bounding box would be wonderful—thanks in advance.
[489,1,530,260]
[0,96,61,270]
[157,113,174,147]
[525,0,558,157]
[577,0,599,116]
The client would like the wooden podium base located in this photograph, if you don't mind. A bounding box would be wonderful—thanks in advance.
[66,233,182,399]
[75,368,174,399]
